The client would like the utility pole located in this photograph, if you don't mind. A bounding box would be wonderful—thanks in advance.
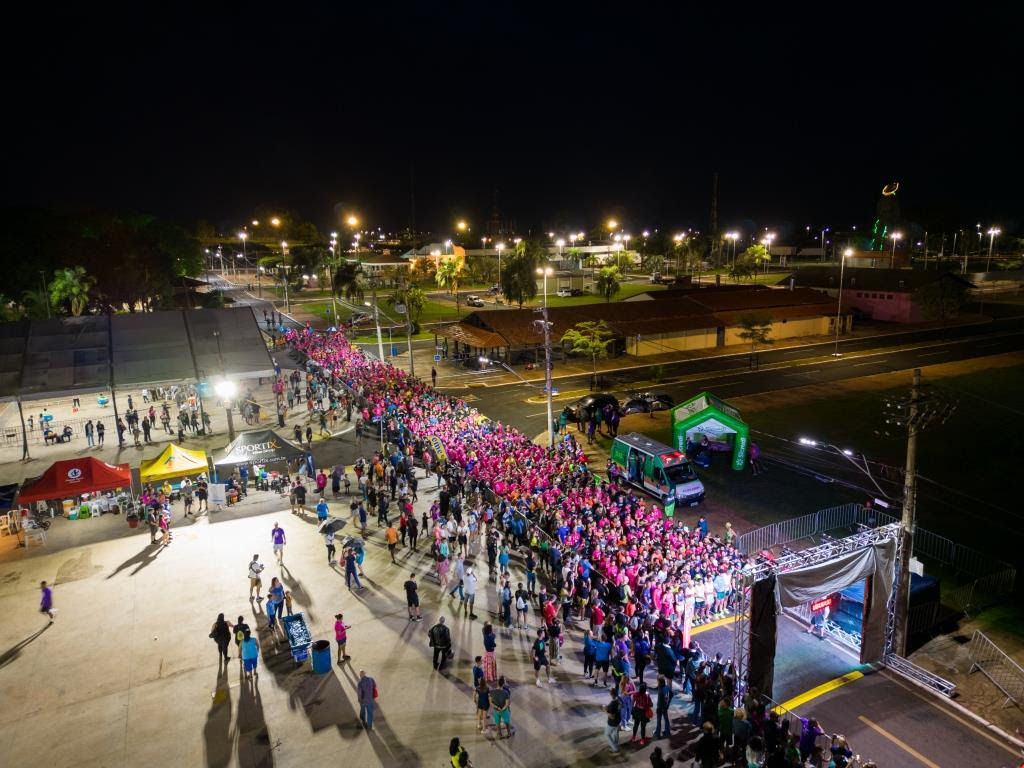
[893,368,920,657]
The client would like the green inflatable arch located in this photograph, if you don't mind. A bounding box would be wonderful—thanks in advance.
[671,391,749,471]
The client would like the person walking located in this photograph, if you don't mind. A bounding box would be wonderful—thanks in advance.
[316,496,329,523]
[233,615,250,664]
[324,529,336,565]
[357,670,377,730]
[407,513,419,551]
[431,366,437,388]
[604,688,622,754]
[482,622,498,682]
[241,629,259,680]
[428,615,452,671]
[40,581,55,621]
[404,572,423,621]
[532,627,555,687]
[266,577,285,630]
[654,675,673,740]
[210,613,233,663]
[489,676,513,738]
[474,678,491,733]
[385,522,399,563]
[335,613,352,663]
[448,553,466,601]
[145,505,159,544]
[248,554,265,601]
[461,566,478,619]
[84,419,94,447]
[344,546,363,590]
[96,420,105,445]
[271,522,287,565]
[631,682,654,746]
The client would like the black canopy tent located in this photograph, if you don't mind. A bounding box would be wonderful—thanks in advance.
[212,429,308,467]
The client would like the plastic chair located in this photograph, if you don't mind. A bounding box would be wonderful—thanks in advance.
[23,525,46,547]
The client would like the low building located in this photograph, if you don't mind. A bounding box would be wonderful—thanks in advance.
[790,267,972,322]
[434,284,846,362]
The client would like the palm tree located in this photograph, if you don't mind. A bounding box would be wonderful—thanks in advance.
[436,257,466,314]
[387,283,426,329]
[595,266,622,302]
[49,266,95,316]
[334,261,367,303]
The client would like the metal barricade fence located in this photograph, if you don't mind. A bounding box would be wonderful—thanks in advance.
[968,629,1024,707]
[912,527,956,566]
[945,568,1017,615]
[775,513,820,547]
[735,524,778,555]
[816,503,861,534]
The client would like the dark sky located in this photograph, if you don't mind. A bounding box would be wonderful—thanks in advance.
[4,5,1022,236]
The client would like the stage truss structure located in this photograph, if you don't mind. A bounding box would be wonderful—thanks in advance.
[732,523,903,702]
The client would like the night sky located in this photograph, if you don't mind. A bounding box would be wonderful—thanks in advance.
[4,6,1021,236]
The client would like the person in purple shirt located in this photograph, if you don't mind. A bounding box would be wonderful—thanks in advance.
[40,581,54,621]
[271,522,287,564]
[800,717,825,762]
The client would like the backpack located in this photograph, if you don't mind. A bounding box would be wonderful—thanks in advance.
[502,586,512,605]
[516,594,527,611]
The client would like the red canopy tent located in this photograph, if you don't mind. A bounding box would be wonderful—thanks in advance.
[16,458,132,504]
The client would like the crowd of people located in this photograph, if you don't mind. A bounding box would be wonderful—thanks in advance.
[225,325,873,767]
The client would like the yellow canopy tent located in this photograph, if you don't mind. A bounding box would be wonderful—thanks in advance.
[139,444,210,483]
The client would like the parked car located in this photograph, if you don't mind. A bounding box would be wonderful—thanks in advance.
[566,393,621,423]
[487,284,502,295]
[556,288,573,298]
[348,311,371,326]
[622,391,675,414]
[466,295,485,307]
[570,288,584,296]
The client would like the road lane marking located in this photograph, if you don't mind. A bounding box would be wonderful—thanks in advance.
[918,350,949,357]
[858,715,941,768]
[690,616,735,635]
[775,670,864,712]
[853,359,888,366]
[879,669,1021,757]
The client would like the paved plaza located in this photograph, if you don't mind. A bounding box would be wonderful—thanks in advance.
[0,472,709,768]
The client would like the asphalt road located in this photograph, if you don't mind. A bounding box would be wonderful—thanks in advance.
[686,619,1019,768]
[450,320,1024,435]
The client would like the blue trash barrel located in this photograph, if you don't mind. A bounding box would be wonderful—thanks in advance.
[310,640,332,674]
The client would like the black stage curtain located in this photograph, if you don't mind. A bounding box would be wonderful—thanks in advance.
[747,574,778,702]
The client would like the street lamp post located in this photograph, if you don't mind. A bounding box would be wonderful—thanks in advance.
[238,232,248,282]
[889,232,902,268]
[329,232,340,328]
[985,227,1000,272]
[495,242,505,284]
[536,266,555,448]
[833,248,854,357]
[214,379,237,442]
[761,233,775,275]
[280,243,291,313]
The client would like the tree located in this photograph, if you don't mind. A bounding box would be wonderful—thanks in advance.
[49,266,95,316]
[436,256,466,314]
[334,261,367,303]
[409,257,436,285]
[387,282,426,328]
[735,311,774,368]
[500,252,539,308]
[914,275,969,332]
[561,320,616,390]
[729,252,757,281]
[596,265,622,302]
[20,289,51,320]
[640,252,665,274]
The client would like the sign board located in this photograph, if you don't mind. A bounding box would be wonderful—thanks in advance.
[427,435,448,463]
[208,484,226,506]
[810,596,834,613]
[433,354,442,362]
[394,303,407,314]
